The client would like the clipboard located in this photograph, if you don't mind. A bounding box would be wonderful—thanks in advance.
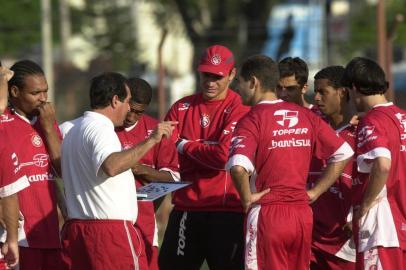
[137,181,191,201]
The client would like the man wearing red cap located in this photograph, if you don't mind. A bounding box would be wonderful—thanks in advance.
[159,45,250,270]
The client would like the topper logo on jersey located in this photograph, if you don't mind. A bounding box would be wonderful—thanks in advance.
[229,135,246,153]
[20,154,49,168]
[200,114,210,128]
[395,113,406,141]
[178,102,190,111]
[31,134,43,147]
[211,54,222,65]
[357,125,377,148]
[122,142,133,150]
[223,121,237,135]
[0,114,14,123]
[11,152,21,174]
[11,152,18,166]
[274,110,298,128]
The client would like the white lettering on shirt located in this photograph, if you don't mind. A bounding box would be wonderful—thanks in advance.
[268,139,311,149]
[272,128,308,136]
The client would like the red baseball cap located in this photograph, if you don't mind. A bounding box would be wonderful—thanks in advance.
[197,45,234,77]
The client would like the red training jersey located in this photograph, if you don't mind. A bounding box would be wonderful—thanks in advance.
[228,100,350,205]
[165,90,250,212]
[1,108,61,248]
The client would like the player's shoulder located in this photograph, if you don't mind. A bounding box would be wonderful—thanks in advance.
[142,114,159,126]
[0,108,18,125]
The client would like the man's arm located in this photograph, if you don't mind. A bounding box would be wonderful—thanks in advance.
[102,121,176,177]
[132,165,173,182]
[354,157,391,220]
[307,157,351,203]
[0,66,13,114]
[1,194,20,268]
[178,108,248,170]
[230,165,270,213]
[38,102,62,176]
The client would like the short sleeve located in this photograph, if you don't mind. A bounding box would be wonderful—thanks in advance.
[0,140,29,197]
[357,115,391,173]
[226,113,258,174]
[85,123,122,176]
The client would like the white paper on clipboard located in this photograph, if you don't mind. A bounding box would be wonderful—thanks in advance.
[137,181,191,201]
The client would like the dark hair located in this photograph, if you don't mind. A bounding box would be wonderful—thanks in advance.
[240,55,279,91]
[89,72,128,109]
[9,60,45,90]
[314,66,345,88]
[127,78,152,105]
[278,57,308,86]
[341,57,388,95]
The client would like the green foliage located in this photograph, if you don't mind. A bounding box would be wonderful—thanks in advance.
[0,0,41,56]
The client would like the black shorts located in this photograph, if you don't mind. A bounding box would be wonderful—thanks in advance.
[159,210,244,270]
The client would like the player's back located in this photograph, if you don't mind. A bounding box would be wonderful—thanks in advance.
[236,100,343,205]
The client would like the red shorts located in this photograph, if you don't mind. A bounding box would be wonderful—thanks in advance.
[310,247,355,270]
[61,219,148,270]
[137,201,158,270]
[245,204,313,270]
[356,246,406,270]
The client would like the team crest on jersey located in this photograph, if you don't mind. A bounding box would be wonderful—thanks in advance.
[200,114,210,128]
[31,134,43,147]
[178,102,190,111]
[274,110,298,128]
[211,54,222,65]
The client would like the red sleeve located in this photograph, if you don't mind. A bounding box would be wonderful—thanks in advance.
[226,113,259,173]
[356,113,391,173]
[154,137,179,174]
[312,114,346,160]
[0,139,29,197]
[182,105,249,170]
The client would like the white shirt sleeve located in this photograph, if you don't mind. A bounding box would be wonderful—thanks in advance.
[226,154,255,174]
[357,147,391,173]
[86,124,122,177]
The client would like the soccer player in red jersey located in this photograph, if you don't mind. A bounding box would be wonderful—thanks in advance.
[228,55,354,270]
[159,45,250,270]
[310,66,358,270]
[342,57,406,269]
[2,60,63,270]
[0,123,30,269]
[115,78,179,270]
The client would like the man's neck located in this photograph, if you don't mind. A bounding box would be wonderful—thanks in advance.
[328,102,356,130]
[363,94,389,110]
[256,91,278,104]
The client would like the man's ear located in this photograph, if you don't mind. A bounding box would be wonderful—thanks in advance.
[250,76,258,90]
[9,85,19,98]
[229,68,237,82]
[111,95,119,108]
[301,83,309,94]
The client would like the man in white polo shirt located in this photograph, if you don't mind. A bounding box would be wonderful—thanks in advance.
[61,72,176,270]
